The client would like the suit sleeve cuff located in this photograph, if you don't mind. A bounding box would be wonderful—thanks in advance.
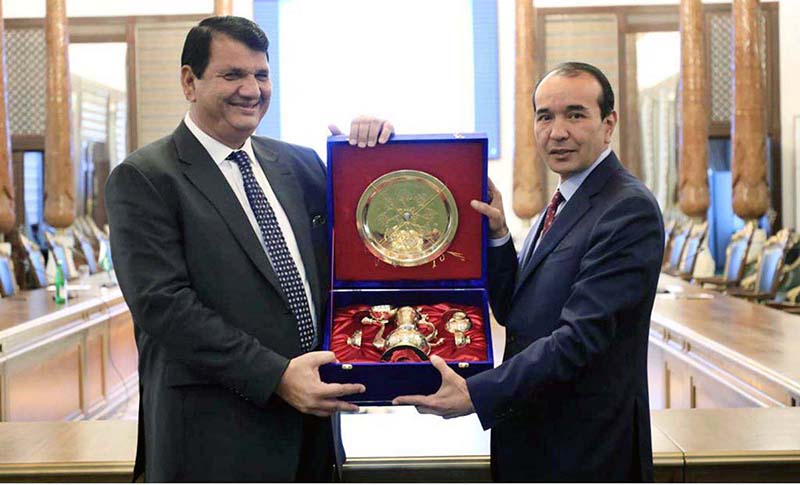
[466,369,510,430]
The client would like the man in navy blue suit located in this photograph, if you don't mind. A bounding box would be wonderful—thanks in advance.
[394,62,664,481]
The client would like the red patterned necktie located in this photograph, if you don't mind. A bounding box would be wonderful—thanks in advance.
[539,189,564,240]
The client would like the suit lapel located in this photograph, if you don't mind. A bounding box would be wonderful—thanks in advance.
[252,139,322,320]
[513,152,622,296]
[174,123,289,307]
[514,192,590,293]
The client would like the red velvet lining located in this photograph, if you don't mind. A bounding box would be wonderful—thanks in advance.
[330,142,484,281]
[330,303,487,363]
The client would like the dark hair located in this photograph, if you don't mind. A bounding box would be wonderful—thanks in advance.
[181,16,269,78]
[533,61,615,119]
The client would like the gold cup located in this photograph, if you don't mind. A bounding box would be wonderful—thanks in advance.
[445,310,472,348]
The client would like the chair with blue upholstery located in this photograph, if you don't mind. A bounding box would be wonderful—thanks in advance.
[728,229,793,302]
[75,229,99,274]
[663,220,693,275]
[0,245,18,297]
[676,221,708,280]
[694,221,757,288]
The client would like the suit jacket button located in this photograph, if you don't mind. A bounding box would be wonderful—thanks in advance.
[312,215,326,226]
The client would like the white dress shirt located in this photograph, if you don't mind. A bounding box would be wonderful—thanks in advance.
[183,113,317,329]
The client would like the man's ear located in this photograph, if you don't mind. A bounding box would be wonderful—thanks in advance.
[180,65,198,102]
[603,110,618,144]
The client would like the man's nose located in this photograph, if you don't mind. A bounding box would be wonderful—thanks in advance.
[238,75,261,98]
[550,118,569,140]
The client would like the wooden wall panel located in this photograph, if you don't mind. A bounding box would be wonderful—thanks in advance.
[84,331,105,415]
[134,20,196,148]
[5,343,81,421]
[692,364,768,409]
[0,275,138,422]
[542,13,620,193]
[107,307,136,392]
[647,338,667,410]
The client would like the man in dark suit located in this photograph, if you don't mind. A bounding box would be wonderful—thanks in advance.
[106,16,392,482]
[394,62,664,481]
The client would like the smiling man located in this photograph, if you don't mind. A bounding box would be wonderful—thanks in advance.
[106,16,392,482]
[394,62,664,482]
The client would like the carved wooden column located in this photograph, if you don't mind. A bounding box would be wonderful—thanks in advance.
[732,0,768,220]
[622,35,642,180]
[678,0,709,219]
[215,0,233,16]
[513,0,545,219]
[44,0,75,229]
[0,3,16,234]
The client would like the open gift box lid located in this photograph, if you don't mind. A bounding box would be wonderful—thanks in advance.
[321,134,493,405]
[326,133,488,289]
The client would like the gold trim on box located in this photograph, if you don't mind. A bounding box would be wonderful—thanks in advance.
[356,170,458,267]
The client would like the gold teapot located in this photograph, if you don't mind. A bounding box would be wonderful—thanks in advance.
[381,306,442,361]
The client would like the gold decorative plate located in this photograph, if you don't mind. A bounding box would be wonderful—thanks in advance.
[356,170,458,267]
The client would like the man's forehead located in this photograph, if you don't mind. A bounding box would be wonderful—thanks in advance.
[534,73,601,108]
[208,33,268,66]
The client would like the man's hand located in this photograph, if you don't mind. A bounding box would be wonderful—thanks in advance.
[470,177,508,239]
[276,351,365,417]
[391,355,475,419]
[328,115,394,148]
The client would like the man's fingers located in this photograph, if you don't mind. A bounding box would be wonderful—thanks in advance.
[487,178,503,207]
[392,394,432,407]
[470,199,496,217]
[318,382,366,399]
[429,355,452,377]
[367,118,383,147]
[487,177,499,194]
[349,119,359,145]
[349,116,370,148]
[378,121,394,144]
[328,124,342,136]
[415,406,440,415]
[356,121,369,147]
[336,399,361,413]
[304,350,338,367]
[311,398,360,416]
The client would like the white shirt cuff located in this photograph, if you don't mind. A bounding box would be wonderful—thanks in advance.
[489,232,511,247]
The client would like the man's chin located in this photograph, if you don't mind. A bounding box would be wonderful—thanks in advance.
[228,117,262,134]
[545,159,575,173]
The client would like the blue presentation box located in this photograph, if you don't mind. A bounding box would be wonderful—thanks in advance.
[319,133,494,405]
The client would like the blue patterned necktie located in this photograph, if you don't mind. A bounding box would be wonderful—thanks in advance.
[227,150,316,352]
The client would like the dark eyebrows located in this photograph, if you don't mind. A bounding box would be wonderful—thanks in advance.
[535,107,551,116]
[218,67,245,76]
[566,104,588,112]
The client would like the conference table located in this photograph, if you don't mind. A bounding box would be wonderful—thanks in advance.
[1,272,800,481]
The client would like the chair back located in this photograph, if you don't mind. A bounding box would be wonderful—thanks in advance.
[19,232,48,288]
[0,243,18,297]
[679,221,708,276]
[722,221,757,283]
[45,232,77,281]
[664,220,692,272]
[754,229,793,295]
[663,219,678,267]
[75,230,98,274]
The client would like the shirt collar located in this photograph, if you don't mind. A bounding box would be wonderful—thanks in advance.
[183,113,257,166]
[556,146,611,203]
